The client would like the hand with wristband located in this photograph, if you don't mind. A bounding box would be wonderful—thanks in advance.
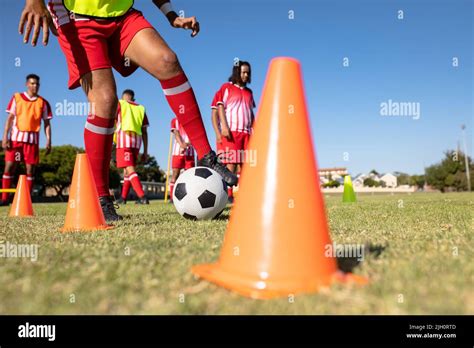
[153,0,200,37]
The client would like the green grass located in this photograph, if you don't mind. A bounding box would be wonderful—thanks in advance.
[0,192,472,314]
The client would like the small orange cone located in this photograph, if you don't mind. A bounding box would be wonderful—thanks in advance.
[192,57,367,299]
[9,175,34,217]
[61,154,112,232]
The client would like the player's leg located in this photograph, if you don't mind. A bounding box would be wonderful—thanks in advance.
[1,161,17,203]
[170,168,182,203]
[123,28,237,186]
[25,164,36,193]
[170,153,184,203]
[127,163,148,204]
[118,167,130,204]
[23,142,39,193]
[81,69,122,221]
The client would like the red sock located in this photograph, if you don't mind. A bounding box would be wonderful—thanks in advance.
[2,172,12,202]
[26,174,34,192]
[84,114,115,197]
[121,175,131,200]
[129,171,145,198]
[160,72,211,159]
[169,182,175,201]
[227,186,233,198]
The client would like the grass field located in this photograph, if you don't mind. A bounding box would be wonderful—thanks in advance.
[0,192,472,314]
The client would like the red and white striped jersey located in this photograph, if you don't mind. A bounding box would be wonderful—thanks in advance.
[171,118,195,157]
[115,101,149,149]
[47,1,104,28]
[214,82,255,134]
[5,92,52,144]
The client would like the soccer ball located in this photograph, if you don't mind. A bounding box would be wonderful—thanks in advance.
[172,167,228,220]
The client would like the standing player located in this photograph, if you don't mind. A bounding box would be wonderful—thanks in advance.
[1,74,52,205]
[19,0,238,221]
[115,89,149,205]
[213,61,255,202]
[169,117,195,202]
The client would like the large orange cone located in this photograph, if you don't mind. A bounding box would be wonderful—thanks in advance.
[9,175,34,217]
[61,154,112,232]
[192,57,367,299]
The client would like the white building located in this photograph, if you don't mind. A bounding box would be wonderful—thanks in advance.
[379,173,397,188]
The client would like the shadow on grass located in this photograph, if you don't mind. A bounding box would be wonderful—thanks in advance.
[212,206,232,221]
[337,243,387,273]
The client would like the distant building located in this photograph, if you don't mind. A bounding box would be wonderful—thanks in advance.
[380,173,397,188]
[318,167,348,179]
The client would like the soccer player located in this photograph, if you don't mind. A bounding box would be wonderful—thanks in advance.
[115,89,149,205]
[1,74,52,205]
[213,61,255,201]
[169,117,195,202]
[19,0,238,221]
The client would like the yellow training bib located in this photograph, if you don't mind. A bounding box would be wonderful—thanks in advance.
[119,99,145,135]
[63,0,134,18]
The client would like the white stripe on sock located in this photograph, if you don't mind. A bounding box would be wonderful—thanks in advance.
[163,81,191,96]
[85,121,115,135]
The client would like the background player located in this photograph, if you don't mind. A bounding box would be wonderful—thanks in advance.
[1,74,52,205]
[213,61,255,202]
[19,0,238,221]
[169,117,195,202]
[115,89,149,205]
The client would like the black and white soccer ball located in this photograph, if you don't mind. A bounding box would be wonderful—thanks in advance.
[172,167,228,220]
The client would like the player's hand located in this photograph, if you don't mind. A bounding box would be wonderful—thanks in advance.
[221,127,231,139]
[172,16,200,37]
[19,0,58,46]
[141,152,148,162]
[45,142,51,155]
[2,138,11,151]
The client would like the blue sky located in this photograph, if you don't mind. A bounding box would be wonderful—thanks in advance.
[0,0,472,175]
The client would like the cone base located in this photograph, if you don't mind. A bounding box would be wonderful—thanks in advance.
[60,224,114,233]
[192,264,368,299]
[8,214,34,218]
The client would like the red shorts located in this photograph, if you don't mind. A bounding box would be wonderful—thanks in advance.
[172,155,195,170]
[5,141,39,165]
[116,147,139,168]
[55,9,153,89]
[217,131,250,164]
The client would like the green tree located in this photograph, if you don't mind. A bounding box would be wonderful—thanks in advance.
[363,178,380,187]
[425,150,473,192]
[411,175,426,190]
[394,172,411,185]
[36,145,83,200]
[135,155,165,182]
[323,180,340,188]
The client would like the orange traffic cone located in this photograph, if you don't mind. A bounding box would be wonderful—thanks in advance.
[61,154,112,232]
[192,57,367,299]
[9,175,34,217]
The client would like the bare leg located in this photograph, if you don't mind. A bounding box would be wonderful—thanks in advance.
[81,68,118,198]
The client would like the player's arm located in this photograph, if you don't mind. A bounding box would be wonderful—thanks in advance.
[211,108,222,143]
[19,0,57,46]
[172,129,187,152]
[44,118,51,155]
[2,113,15,151]
[152,0,200,37]
[217,104,230,139]
[141,126,148,162]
